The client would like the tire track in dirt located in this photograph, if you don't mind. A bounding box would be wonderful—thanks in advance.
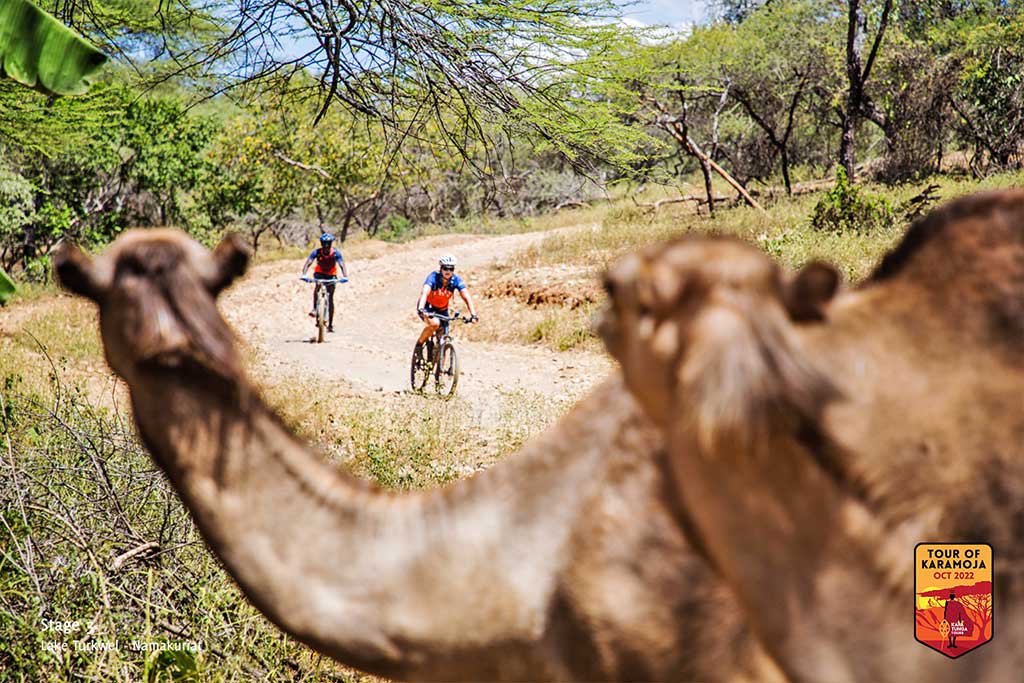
[221,228,612,427]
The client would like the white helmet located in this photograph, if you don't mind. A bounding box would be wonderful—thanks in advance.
[439,254,457,268]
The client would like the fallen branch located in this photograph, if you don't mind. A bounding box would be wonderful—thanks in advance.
[646,97,765,213]
[633,194,730,210]
[111,541,159,571]
[553,196,609,211]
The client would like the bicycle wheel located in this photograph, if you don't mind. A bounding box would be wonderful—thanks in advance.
[410,344,430,393]
[435,341,459,398]
[316,288,327,343]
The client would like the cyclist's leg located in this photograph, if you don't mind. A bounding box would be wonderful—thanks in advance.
[417,306,441,345]
[326,282,336,329]
[311,282,320,315]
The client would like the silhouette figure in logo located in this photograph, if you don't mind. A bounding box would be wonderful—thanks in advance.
[943,591,973,648]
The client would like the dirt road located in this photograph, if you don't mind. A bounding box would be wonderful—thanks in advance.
[221,229,613,427]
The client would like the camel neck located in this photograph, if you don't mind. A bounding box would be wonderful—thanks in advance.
[125,362,622,678]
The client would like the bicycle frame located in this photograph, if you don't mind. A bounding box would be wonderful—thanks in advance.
[425,311,463,354]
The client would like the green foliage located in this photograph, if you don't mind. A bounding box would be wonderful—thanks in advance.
[119,96,217,226]
[951,14,1024,167]
[0,162,35,255]
[144,647,200,682]
[811,167,896,233]
[0,267,14,303]
[0,0,107,95]
[378,215,414,243]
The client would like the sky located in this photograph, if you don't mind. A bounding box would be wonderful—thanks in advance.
[621,0,712,30]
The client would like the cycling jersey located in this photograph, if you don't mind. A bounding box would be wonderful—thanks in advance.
[310,247,344,276]
[424,271,465,309]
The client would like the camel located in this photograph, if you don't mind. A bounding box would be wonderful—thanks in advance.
[53,229,783,682]
[599,189,1024,682]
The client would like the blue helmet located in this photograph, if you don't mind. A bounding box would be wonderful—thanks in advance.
[320,231,334,244]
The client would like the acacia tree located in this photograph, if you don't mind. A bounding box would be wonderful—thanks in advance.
[723,0,832,194]
[207,97,399,249]
[108,0,649,176]
[960,592,993,639]
[838,0,895,182]
[623,29,763,216]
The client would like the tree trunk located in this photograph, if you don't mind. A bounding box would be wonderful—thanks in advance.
[840,108,858,182]
[840,0,893,183]
[699,158,716,217]
[780,149,792,196]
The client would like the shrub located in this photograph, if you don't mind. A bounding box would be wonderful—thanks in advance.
[810,167,895,233]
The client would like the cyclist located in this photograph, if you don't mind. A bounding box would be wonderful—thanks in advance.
[301,232,348,333]
[415,255,478,358]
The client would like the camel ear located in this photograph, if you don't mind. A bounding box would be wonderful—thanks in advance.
[206,234,250,295]
[783,261,839,322]
[53,242,109,302]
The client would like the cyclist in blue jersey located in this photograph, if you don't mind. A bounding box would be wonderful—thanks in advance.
[415,254,477,357]
[301,232,348,332]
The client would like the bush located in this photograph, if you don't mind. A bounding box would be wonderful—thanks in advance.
[0,371,354,682]
[377,214,415,242]
[810,167,895,233]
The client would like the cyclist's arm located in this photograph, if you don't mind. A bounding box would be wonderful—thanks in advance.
[416,284,431,314]
[458,287,477,318]
[333,249,348,279]
[301,254,315,276]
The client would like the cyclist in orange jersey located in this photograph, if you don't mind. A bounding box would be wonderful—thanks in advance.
[415,254,477,357]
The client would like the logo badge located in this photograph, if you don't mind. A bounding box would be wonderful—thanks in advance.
[915,543,993,657]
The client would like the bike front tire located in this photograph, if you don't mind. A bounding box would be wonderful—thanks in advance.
[435,343,459,399]
[316,288,328,343]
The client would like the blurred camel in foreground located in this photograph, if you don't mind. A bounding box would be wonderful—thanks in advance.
[600,190,1024,682]
[53,230,780,682]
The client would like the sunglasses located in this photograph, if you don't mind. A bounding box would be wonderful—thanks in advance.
[441,266,455,272]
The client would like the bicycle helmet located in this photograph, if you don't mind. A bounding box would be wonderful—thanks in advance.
[320,232,334,244]
[439,254,457,269]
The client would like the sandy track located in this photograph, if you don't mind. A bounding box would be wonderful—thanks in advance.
[221,229,612,426]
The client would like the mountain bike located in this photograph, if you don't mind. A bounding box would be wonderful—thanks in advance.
[411,311,470,399]
[300,276,348,343]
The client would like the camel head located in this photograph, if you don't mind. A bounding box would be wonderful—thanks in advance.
[597,235,840,454]
[53,230,250,383]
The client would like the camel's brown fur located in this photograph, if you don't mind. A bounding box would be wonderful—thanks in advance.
[600,190,1024,682]
[54,231,781,681]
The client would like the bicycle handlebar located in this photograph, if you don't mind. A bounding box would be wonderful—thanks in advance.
[300,276,348,284]
[421,310,476,323]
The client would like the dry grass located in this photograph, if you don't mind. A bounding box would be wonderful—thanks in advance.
[465,169,1024,354]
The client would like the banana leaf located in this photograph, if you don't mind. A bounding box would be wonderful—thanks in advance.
[0,267,15,305]
[0,0,107,96]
